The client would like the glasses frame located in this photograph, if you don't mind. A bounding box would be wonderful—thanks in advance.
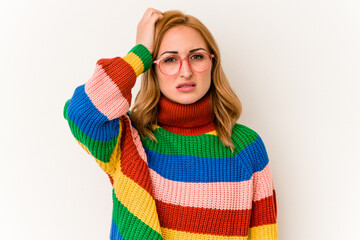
[153,51,215,76]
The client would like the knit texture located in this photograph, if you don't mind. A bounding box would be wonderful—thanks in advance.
[157,92,216,135]
[63,44,278,239]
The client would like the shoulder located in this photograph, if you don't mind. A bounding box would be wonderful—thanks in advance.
[231,123,261,145]
[232,123,269,168]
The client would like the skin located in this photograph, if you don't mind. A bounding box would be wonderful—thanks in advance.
[135,8,211,105]
[154,25,212,105]
[136,8,163,54]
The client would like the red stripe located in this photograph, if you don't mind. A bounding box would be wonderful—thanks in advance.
[156,92,215,135]
[96,57,136,104]
[119,116,154,197]
[273,189,277,218]
[155,199,251,236]
[250,191,277,227]
[107,174,114,185]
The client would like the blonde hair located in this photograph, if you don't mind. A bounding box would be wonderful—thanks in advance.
[131,10,242,152]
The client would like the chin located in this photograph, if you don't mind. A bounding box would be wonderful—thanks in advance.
[163,90,207,105]
[175,95,203,105]
[178,99,197,105]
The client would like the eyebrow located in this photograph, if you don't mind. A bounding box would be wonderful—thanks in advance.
[159,48,207,57]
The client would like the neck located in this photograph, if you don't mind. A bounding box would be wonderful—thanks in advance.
[157,92,215,135]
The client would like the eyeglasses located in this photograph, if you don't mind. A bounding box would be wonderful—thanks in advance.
[153,51,215,76]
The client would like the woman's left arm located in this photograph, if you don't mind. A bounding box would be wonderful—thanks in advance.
[248,134,278,239]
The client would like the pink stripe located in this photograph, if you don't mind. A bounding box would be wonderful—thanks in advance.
[85,64,130,120]
[253,163,275,201]
[149,168,252,210]
[149,164,275,210]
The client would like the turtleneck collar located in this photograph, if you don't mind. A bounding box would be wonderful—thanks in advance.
[157,92,215,135]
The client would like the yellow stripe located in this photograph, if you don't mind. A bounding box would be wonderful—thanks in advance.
[75,121,162,235]
[152,124,218,136]
[112,159,162,235]
[161,227,248,240]
[248,224,278,240]
[205,130,217,136]
[161,224,278,239]
[76,140,116,174]
[123,52,145,77]
[152,124,161,131]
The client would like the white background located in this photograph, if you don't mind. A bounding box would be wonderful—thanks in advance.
[1,0,359,239]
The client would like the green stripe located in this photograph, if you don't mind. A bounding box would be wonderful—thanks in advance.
[128,44,153,73]
[63,101,119,163]
[112,189,163,240]
[142,124,259,158]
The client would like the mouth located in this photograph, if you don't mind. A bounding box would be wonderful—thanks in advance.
[176,82,197,88]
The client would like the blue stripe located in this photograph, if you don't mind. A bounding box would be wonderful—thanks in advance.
[67,84,120,141]
[110,219,125,240]
[145,136,269,183]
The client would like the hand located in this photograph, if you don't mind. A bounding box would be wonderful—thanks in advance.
[136,8,164,55]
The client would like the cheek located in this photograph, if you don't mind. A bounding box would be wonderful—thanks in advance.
[154,68,165,90]
[156,74,170,94]
[158,79,166,92]
[204,71,212,87]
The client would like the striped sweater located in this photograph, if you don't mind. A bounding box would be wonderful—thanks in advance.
[63,44,278,239]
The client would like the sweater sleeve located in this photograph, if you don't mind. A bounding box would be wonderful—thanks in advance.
[63,44,153,178]
[248,134,278,239]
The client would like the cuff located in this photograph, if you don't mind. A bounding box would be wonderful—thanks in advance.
[123,44,153,77]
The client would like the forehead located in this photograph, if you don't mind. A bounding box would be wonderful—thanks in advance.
[158,26,209,54]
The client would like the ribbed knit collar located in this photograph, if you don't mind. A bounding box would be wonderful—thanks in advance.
[157,92,215,135]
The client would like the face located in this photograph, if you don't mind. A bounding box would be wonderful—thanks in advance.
[155,25,212,105]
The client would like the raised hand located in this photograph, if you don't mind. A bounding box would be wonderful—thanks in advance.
[136,8,164,55]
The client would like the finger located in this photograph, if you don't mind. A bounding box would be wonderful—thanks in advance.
[149,7,162,13]
[145,8,161,17]
[152,9,162,15]
[150,12,163,21]
[143,8,154,18]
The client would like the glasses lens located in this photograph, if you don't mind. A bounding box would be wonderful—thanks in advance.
[158,53,212,75]
[189,53,211,72]
[159,55,180,75]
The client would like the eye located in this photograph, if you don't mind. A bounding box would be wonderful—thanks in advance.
[163,56,178,63]
[190,53,205,60]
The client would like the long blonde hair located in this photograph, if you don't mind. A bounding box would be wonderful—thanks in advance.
[131,10,242,152]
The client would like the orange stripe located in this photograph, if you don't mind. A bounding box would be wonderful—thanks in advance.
[250,190,277,227]
[119,115,153,196]
[155,199,251,236]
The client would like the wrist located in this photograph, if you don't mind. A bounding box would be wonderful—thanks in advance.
[123,44,153,76]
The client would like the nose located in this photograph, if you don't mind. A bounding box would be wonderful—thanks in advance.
[179,58,193,78]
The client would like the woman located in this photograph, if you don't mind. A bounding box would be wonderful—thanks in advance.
[63,8,278,240]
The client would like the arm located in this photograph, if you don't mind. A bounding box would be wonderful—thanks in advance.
[63,44,152,177]
[248,134,278,239]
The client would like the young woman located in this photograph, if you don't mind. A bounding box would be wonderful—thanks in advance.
[64,8,278,240]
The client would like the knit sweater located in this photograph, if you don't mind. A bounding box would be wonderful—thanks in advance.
[63,44,278,239]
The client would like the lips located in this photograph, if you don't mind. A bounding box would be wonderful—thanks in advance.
[176,81,197,88]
